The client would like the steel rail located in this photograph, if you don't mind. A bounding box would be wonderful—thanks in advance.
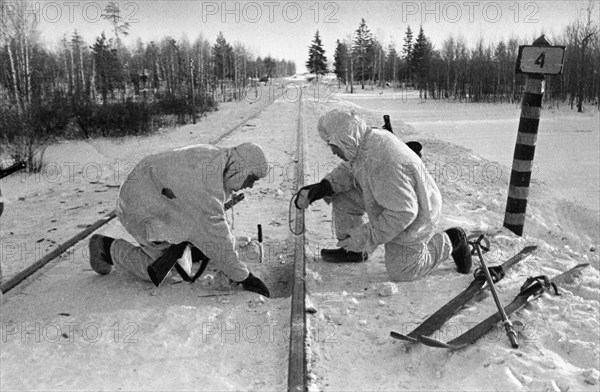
[287,90,307,392]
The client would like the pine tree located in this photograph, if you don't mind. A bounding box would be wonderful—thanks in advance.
[263,56,276,79]
[402,26,413,82]
[411,26,433,96]
[212,32,232,81]
[306,30,328,82]
[333,39,348,86]
[352,19,374,89]
[91,32,121,105]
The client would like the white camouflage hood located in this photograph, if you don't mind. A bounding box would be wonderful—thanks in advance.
[318,109,369,162]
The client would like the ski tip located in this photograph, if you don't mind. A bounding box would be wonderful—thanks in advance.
[523,245,538,253]
[554,263,591,283]
[391,331,469,350]
[417,335,455,349]
[418,335,469,350]
[390,331,418,343]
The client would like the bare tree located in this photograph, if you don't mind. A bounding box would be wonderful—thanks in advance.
[441,35,455,98]
[574,1,598,112]
[2,0,37,113]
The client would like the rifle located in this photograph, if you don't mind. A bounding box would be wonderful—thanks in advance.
[382,114,393,133]
[0,161,26,179]
[147,193,245,287]
[381,115,423,158]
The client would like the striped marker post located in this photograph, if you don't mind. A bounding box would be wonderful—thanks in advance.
[503,36,550,236]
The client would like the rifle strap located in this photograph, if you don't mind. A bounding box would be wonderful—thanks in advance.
[174,262,193,282]
[174,244,211,283]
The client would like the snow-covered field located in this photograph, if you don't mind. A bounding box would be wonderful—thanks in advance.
[341,89,600,212]
[1,88,598,390]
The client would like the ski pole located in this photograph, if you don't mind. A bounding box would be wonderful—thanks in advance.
[473,235,519,348]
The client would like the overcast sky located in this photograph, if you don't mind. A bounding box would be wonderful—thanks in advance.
[27,0,596,72]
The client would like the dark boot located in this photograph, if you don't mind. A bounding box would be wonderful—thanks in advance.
[445,228,472,274]
[321,248,368,263]
[89,234,115,275]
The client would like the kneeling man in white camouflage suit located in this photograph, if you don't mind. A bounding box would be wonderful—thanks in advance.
[89,142,270,297]
[295,109,472,282]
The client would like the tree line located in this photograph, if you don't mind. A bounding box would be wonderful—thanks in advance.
[0,0,295,168]
[306,4,599,110]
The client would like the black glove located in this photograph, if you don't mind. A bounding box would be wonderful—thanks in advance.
[294,179,333,209]
[239,273,270,298]
[406,141,423,158]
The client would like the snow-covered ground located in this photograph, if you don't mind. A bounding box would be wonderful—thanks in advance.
[1,87,598,390]
[342,89,600,212]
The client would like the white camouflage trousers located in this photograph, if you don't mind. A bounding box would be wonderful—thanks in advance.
[110,238,172,282]
[331,189,453,282]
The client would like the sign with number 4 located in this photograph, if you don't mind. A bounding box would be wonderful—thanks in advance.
[516,46,566,75]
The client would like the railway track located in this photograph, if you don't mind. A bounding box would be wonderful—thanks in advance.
[0,86,283,295]
[288,90,307,392]
[1,84,310,391]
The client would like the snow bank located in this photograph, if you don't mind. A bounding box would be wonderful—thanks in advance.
[1,92,598,391]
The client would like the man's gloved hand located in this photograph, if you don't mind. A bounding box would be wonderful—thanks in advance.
[294,179,333,209]
[239,273,270,297]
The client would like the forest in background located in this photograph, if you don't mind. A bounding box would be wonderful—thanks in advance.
[1,0,599,170]
[306,2,598,109]
[0,0,295,169]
